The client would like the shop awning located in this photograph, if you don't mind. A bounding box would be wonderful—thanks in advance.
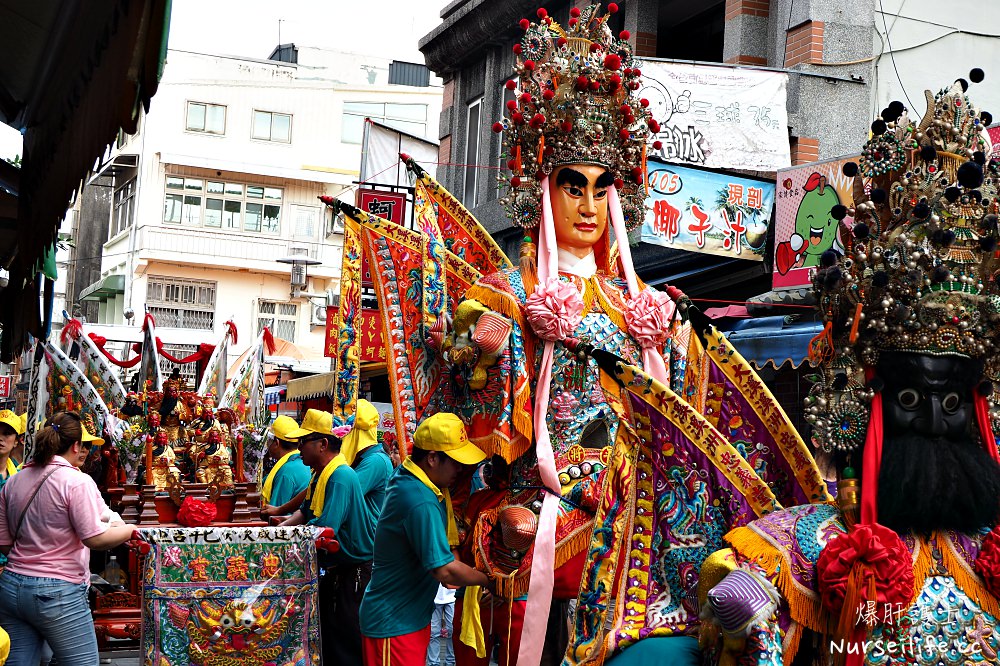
[723,317,822,370]
[79,274,125,302]
[286,372,335,401]
[265,386,286,406]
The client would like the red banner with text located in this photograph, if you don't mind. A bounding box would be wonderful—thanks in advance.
[356,189,407,287]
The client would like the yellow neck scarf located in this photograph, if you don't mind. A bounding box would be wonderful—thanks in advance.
[2,459,15,479]
[307,454,346,517]
[402,457,458,547]
[261,450,297,503]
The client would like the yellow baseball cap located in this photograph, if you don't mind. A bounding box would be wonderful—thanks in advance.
[342,400,380,464]
[413,413,486,465]
[284,409,334,439]
[270,415,301,443]
[0,410,22,436]
[82,425,105,448]
[18,413,26,434]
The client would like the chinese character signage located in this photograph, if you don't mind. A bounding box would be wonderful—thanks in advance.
[356,189,407,287]
[773,156,858,290]
[357,189,407,224]
[324,308,385,362]
[640,62,791,171]
[359,309,386,362]
[640,160,773,260]
[0,376,10,400]
[324,306,337,358]
[988,125,1000,156]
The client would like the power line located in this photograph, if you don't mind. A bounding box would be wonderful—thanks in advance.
[878,0,918,112]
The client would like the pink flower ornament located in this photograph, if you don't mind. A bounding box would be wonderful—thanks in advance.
[626,288,675,349]
[332,425,352,438]
[525,278,584,342]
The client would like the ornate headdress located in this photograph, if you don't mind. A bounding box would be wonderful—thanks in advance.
[493,3,658,230]
[807,74,1000,455]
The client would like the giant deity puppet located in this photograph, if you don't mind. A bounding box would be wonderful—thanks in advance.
[700,76,1000,665]
[326,5,830,665]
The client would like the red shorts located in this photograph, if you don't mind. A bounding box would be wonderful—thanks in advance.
[362,625,431,666]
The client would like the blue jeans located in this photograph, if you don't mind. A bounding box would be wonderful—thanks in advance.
[0,570,99,666]
[427,601,455,666]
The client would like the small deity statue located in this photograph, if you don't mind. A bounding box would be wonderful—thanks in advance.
[149,431,181,491]
[194,428,234,487]
[158,380,189,447]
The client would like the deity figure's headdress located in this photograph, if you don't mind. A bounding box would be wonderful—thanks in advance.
[805,71,1000,518]
[493,3,657,231]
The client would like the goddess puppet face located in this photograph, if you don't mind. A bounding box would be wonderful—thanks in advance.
[550,165,612,259]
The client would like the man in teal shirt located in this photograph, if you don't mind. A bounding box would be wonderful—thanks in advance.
[360,412,493,665]
[281,409,375,666]
[259,415,311,513]
[343,400,394,523]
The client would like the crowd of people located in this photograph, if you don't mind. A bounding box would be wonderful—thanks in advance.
[265,403,491,666]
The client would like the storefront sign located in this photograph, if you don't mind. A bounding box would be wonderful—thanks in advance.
[0,376,10,400]
[772,156,858,290]
[640,61,791,171]
[356,189,407,286]
[325,306,385,362]
[359,308,386,362]
[640,160,773,260]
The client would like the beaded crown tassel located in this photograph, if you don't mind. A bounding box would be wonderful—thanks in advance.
[492,3,660,231]
[806,71,1000,455]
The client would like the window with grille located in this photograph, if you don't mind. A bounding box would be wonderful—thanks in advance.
[258,301,298,342]
[160,344,198,388]
[146,276,216,330]
[164,177,281,234]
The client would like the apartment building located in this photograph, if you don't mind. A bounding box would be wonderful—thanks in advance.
[76,47,442,371]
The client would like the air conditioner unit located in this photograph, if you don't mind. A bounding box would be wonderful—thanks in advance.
[310,304,329,328]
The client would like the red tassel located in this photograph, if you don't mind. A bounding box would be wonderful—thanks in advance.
[142,313,157,332]
[60,318,83,345]
[225,320,238,346]
[861,368,883,526]
[975,392,1000,464]
[263,327,276,355]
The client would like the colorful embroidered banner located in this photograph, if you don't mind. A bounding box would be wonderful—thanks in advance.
[197,321,237,399]
[569,360,779,664]
[407,159,512,274]
[61,318,128,413]
[139,526,321,666]
[333,212,364,427]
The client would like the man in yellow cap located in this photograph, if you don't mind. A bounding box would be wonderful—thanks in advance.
[280,409,374,666]
[259,415,311,515]
[343,400,393,532]
[360,412,493,666]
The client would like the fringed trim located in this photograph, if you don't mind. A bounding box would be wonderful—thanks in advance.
[469,431,530,465]
[512,387,533,448]
[593,281,628,334]
[940,535,1000,620]
[909,538,934,606]
[555,523,593,571]
[782,623,801,666]
[725,527,830,636]
[466,286,526,332]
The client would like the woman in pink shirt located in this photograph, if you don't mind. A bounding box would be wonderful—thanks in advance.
[0,411,136,666]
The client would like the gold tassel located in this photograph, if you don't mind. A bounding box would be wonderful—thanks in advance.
[939,535,1000,619]
[538,135,546,164]
[725,527,831,635]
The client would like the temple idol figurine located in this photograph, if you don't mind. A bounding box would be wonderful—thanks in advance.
[700,77,1000,666]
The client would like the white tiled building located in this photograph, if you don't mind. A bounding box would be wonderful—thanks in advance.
[81,47,442,366]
